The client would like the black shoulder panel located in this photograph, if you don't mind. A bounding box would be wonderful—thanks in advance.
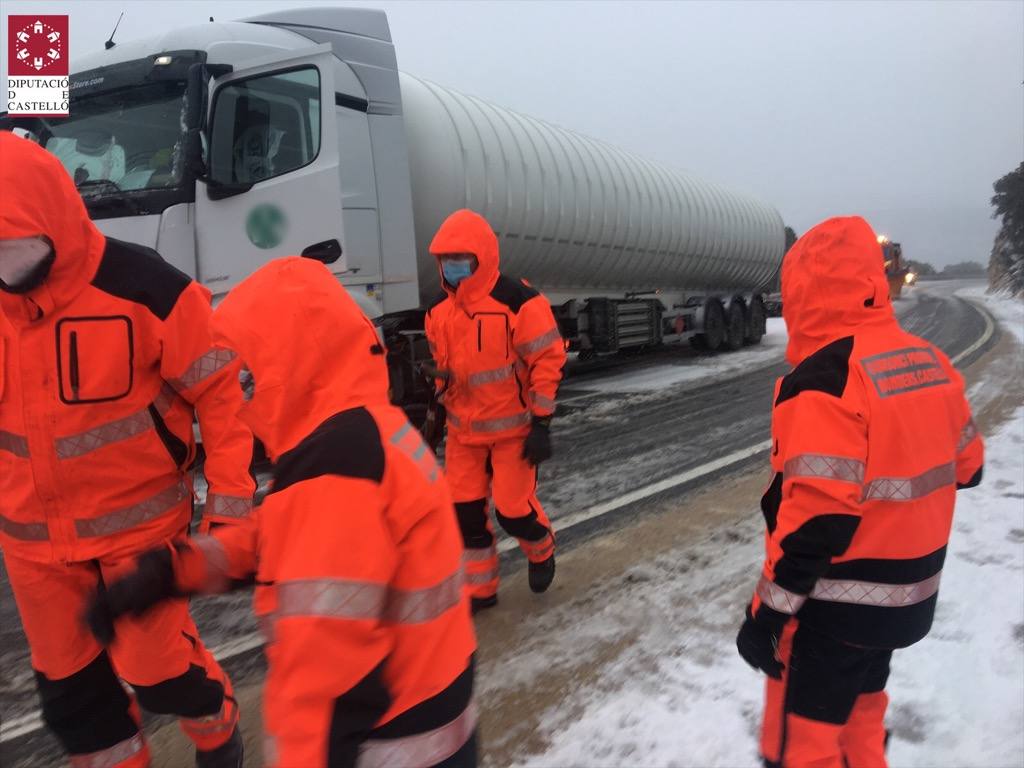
[489,274,539,314]
[425,291,448,316]
[90,238,191,321]
[271,407,385,494]
[775,336,854,407]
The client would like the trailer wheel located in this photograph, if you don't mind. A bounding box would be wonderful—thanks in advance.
[726,301,745,351]
[698,299,726,350]
[745,296,766,345]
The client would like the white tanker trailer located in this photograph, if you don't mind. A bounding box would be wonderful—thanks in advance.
[2,6,784,417]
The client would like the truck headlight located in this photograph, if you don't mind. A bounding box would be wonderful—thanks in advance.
[904,272,916,284]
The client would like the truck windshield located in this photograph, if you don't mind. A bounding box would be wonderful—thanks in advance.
[5,80,189,216]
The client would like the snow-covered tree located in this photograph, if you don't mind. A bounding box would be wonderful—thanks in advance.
[988,162,1024,297]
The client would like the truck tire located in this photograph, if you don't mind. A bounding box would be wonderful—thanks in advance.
[726,301,745,351]
[745,296,766,345]
[697,299,725,350]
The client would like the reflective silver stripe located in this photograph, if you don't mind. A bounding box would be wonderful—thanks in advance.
[466,569,499,586]
[193,535,231,593]
[383,568,464,624]
[75,481,189,538]
[447,412,462,428]
[206,493,253,519]
[784,453,865,484]
[468,364,514,387]
[462,545,496,563]
[470,412,531,433]
[357,701,477,768]
[55,385,178,459]
[515,327,561,357]
[531,392,556,412]
[756,575,807,615]
[181,699,235,737]
[0,512,48,541]
[811,572,942,607]
[957,417,979,453]
[275,570,465,625]
[0,430,29,458]
[170,348,236,392]
[862,462,956,501]
[69,733,145,768]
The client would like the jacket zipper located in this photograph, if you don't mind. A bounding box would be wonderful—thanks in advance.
[69,331,80,400]
[477,319,482,352]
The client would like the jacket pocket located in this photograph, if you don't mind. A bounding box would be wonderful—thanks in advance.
[56,316,134,404]
[475,313,510,363]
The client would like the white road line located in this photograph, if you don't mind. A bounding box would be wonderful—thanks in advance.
[1,299,993,746]
[952,300,995,366]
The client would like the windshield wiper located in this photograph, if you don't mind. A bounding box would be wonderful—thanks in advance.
[77,178,125,196]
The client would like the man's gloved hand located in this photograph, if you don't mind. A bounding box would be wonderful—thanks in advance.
[522,416,553,466]
[421,401,446,450]
[736,604,790,679]
[85,546,180,645]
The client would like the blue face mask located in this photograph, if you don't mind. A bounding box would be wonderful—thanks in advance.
[442,260,474,287]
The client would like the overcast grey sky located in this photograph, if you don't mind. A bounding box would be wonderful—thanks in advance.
[4,0,1023,266]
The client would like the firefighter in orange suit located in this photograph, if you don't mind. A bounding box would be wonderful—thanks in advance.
[424,209,566,613]
[735,215,985,768]
[87,257,478,768]
[0,133,253,766]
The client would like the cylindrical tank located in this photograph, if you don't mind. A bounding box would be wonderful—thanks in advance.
[400,73,785,303]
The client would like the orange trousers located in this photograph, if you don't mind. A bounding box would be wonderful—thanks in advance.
[762,621,891,768]
[445,434,555,599]
[4,532,237,767]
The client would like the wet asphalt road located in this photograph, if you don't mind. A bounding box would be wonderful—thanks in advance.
[0,282,995,762]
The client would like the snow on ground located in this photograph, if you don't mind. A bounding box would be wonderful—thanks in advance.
[580,318,788,393]
[505,293,1024,768]
[958,285,1024,345]
[509,406,1024,768]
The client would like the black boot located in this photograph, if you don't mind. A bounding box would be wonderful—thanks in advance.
[196,726,243,768]
[470,595,498,614]
[528,554,555,593]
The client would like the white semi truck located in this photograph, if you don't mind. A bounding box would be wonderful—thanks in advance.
[3,7,785,421]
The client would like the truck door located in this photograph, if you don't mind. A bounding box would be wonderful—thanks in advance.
[195,45,345,296]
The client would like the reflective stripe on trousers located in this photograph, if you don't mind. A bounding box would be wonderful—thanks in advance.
[169,348,237,392]
[757,571,943,614]
[55,384,178,459]
[357,701,477,768]
[68,733,146,768]
[205,493,253,519]
[75,481,189,538]
[446,411,532,434]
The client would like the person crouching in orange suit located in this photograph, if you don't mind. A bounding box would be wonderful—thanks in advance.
[424,209,567,613]
[87,257,478,768]
[735,215,984,768]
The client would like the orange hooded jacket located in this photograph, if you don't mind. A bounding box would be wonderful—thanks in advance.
[0,132,254,564]
[172,257,477,768]
[751,216,984,649]
[425,210,566,443]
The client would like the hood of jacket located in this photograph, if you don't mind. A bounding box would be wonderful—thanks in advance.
[782,215,896,366]
[429,209,500,307]
[210,257,390,460]
[0,132,106,325]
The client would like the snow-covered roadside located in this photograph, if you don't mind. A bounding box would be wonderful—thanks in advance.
[505,296,1024,767]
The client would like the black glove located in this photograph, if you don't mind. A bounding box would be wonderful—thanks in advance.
[522,416,553,466]
[421,401,446,450]
[735,604,789,679]
[85,546,179,645]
